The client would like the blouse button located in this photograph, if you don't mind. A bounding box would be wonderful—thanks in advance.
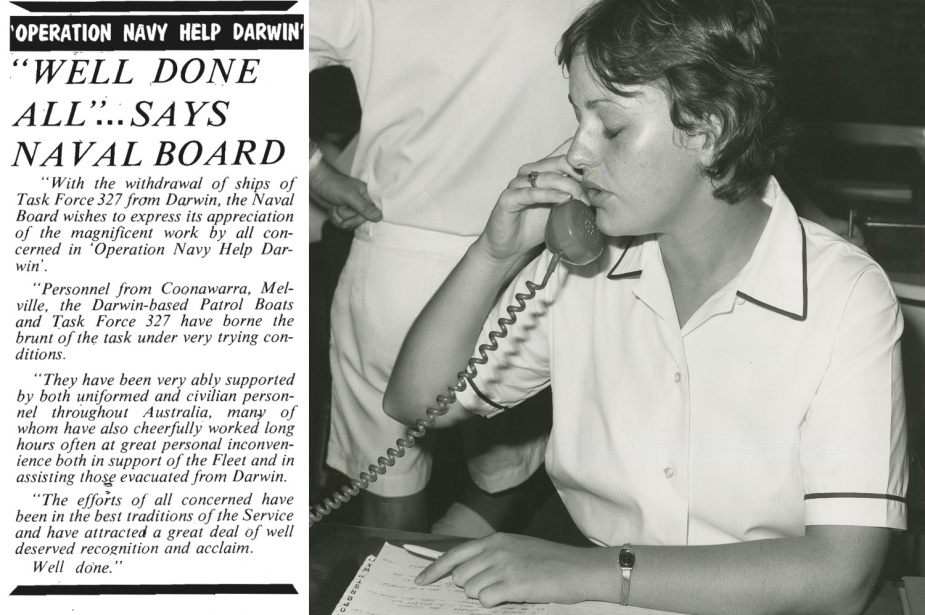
[673,372,681,383]
[663,467,675,478]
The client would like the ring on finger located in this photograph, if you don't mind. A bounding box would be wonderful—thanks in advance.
[527,171,539,188]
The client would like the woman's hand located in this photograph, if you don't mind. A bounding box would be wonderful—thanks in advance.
[414,533,610,608]
[476,139,585,263]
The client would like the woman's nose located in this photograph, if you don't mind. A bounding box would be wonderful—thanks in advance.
[566,133,593,175]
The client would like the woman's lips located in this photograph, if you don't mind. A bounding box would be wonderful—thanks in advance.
[583,181,605,205]
[583,178,604,191]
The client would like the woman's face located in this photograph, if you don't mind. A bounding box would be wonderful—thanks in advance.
[566,56,713,238]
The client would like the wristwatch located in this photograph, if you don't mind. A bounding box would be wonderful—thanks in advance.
[619,543,635,606]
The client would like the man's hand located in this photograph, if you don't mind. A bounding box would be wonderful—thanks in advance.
[309,156,382,230]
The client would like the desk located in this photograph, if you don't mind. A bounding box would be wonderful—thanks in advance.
[310,523,464,615]
[309,523,904,615]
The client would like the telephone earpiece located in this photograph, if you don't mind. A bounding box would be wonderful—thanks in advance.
[545,199,603,266]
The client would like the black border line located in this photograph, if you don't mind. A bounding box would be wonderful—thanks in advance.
[11,1,297,12]
[11,583,298,596]
[804,492,907,503]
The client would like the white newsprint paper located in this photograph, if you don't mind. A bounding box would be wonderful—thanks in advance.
[2,2,309,613]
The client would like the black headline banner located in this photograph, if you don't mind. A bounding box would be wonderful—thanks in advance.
[11,1,297,12]
[10,15,304,51]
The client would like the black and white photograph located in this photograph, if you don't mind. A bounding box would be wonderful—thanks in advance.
[308,1,925,614]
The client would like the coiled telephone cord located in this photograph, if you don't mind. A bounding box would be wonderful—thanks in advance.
[309,255,560,526]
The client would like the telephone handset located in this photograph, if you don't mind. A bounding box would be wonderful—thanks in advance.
[309,199,603,525]
[544,199,604,266]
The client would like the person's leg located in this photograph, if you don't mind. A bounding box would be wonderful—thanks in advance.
[324,227,475,530]
[432,472,550,537]
[310,223,353,503]
[325,237,432,529]
[434,389,554,536]
[362,491,428,532]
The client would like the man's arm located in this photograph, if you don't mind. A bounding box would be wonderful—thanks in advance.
[309,0,382,228]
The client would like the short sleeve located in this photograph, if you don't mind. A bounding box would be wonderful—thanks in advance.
[801,266,907,529]
[455,251,559,418]
[309,0,367,71]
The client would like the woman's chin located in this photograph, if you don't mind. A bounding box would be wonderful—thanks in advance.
[596,216,633,238]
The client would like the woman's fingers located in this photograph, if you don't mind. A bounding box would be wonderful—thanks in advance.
[501,187,574,210]
[515,138,581,181]
[415,541,486,586]
[547,137,573,158]
[460,567,504,602]
[511,171,584,203]
[414,539,511,607]
[517,155,573,178]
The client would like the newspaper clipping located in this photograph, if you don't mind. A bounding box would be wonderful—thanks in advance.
[2,2,309,613]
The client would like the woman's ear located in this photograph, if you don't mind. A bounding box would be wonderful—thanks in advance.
[696,114,723,167]
[677,113,721,166]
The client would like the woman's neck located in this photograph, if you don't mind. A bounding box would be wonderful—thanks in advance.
[658,192,770,327]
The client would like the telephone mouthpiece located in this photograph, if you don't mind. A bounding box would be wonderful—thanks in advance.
[544,199,604,266]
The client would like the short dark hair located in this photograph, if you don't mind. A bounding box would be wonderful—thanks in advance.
[558,0,793,203]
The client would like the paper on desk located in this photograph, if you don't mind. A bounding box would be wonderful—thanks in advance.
[332,542,548,614]
[332,554,377,613]
[550,600,684,615]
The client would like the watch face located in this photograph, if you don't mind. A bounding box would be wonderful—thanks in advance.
[619,549,635,568]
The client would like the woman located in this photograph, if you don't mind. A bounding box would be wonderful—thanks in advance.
[384,0,906,613]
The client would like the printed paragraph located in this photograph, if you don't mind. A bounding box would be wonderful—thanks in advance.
[14,279,295,360]
[13,173,297,271]
[13,370,299,574]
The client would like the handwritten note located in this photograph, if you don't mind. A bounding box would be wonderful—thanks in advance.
[333,542,548,614]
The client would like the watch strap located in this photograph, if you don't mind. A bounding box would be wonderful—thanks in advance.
[619,543,634,606]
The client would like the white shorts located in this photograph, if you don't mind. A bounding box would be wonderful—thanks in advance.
[325,221,546,496]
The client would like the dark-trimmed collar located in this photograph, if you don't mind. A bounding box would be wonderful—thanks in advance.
[733,178,808,321]
[605,177,808,321]
[606,236,642,280]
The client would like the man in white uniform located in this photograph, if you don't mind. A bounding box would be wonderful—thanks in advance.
[309,0,593,530]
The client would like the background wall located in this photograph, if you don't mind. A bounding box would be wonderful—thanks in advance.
[773,0,925,125]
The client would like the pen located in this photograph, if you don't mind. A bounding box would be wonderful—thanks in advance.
[847,208,854,238]
[403,544,444,560]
